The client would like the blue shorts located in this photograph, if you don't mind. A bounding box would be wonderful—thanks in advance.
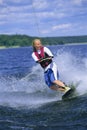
[44,68,59,87]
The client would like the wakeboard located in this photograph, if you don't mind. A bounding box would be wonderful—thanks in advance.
[62,86,76,100]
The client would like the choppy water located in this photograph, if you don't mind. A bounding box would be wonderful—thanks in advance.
[0,44,87,130]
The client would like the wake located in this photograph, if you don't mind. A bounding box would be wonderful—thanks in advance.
[0,66,59,109]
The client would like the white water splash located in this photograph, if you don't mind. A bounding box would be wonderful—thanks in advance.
[0,65,59,108]
[55,51,87,96]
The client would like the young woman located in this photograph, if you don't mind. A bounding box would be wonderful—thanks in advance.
[32,39,70,92]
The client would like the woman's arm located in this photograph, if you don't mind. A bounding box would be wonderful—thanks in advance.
[44,47,54,57]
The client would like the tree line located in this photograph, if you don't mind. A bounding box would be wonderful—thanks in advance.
[0,34,87,47]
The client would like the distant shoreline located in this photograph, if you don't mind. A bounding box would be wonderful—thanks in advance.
[65,42,87,46]
[0,34,87,47]
[0,46,20,49]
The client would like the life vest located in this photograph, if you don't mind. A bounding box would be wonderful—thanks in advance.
[34,46,44,60]
[34,47,52,68]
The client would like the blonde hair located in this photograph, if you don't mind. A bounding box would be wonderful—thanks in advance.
[32,39,42,51]
[32,39,41,47]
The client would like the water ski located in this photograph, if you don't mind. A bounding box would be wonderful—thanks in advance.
[62,86,76,100]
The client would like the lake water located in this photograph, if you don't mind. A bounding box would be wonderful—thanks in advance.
[0,44,87,130]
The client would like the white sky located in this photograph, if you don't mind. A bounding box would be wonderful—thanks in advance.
[0,0,87,37]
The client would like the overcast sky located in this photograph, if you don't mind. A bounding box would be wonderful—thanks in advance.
[0,0,87,37]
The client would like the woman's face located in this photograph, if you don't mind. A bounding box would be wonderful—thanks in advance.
[34,40,42,50]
